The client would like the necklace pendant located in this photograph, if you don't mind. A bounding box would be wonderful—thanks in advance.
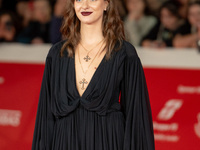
[79,78,88,90]
[84,55,91,62]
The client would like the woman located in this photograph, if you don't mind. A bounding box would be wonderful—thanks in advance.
[17,0,52,44]
[0,10,21,42]
[32,0,155,149]
[141,1,185,48]
[175,0,190,19]
[173,0,200,48]
[124,0,157,46]
[50,0,68,44]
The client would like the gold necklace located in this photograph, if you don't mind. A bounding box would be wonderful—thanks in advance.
[80,39,104,62]
[77,41,105,90]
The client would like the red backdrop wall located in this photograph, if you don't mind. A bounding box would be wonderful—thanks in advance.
[0,45,200,150]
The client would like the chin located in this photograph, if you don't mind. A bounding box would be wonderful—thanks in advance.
[80,19,99,25]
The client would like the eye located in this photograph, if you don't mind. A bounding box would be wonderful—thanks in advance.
[76,0,82,2]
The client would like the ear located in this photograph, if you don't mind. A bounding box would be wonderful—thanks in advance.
[104,0,109,11]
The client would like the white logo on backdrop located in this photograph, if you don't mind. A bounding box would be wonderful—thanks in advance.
[158,99,183,121]
[194,113,200,138]
[0,76,5,84]
[153,122,178,132]
[0,109,22,127]
[178,85,200,94]
[154,99,182,142]
[154,133,179,142]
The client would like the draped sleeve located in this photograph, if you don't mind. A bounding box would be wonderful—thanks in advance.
[32,48,55,150]
[120,42,155,150]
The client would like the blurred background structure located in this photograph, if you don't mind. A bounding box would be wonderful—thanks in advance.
[0,0,200,150]
[0,0,200,49]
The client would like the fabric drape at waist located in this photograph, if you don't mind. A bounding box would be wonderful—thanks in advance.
[52,97,122,119]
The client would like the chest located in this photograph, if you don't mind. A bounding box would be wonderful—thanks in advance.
[51,47,125,100]
[74,47,107,97]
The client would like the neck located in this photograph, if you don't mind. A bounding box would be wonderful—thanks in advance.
[80,22,104,45]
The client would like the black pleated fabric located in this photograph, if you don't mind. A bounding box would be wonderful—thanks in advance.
[32,40,155,150]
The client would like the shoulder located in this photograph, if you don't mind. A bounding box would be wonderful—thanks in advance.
[47,40,67,58]
[118,40,142,67]
[143,15,157,22]
[121,40,139,59]
[145,16,157,26]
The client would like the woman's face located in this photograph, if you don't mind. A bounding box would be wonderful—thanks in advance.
[160,8,179,30]
[74,0,108,25]
[126,0,145,14]
[33,0,51,23]
[0,14,16,41]
[188,5,200,27]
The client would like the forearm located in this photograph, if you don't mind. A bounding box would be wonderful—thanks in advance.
[141,40,153,47]
[173,34,197,48]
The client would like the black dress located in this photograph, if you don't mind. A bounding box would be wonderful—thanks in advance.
[32,40,155,150]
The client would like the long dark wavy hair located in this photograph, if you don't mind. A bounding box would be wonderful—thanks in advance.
[60,0,125,60]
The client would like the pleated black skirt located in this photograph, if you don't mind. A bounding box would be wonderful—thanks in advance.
[51,105,125,150]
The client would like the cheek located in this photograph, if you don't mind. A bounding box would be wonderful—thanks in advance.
[169,17,177,24]
[74,4,80,16]
[90,4,104,12]
[195,12,200,21]
[127,3,135,11]
[74,3,78,12]
[138,2,145,11]
[161,13,176,26]
[161,17,172,27]
[161,15,168,24]
[74,2,80,11]
[162,20,168,27]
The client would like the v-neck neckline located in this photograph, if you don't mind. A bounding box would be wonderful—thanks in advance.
[73,53,106,98]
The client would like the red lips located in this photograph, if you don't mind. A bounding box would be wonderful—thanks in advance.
[81,12,93,16]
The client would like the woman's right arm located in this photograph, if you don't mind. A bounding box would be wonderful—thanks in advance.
[173,33,197,48]
[32,52,55,150]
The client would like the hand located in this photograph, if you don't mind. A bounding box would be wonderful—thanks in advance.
[142,40,166,48]
[151,41,166,48]
[31,37,44,44]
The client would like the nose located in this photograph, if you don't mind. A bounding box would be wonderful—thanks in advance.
[82,0,89,9]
